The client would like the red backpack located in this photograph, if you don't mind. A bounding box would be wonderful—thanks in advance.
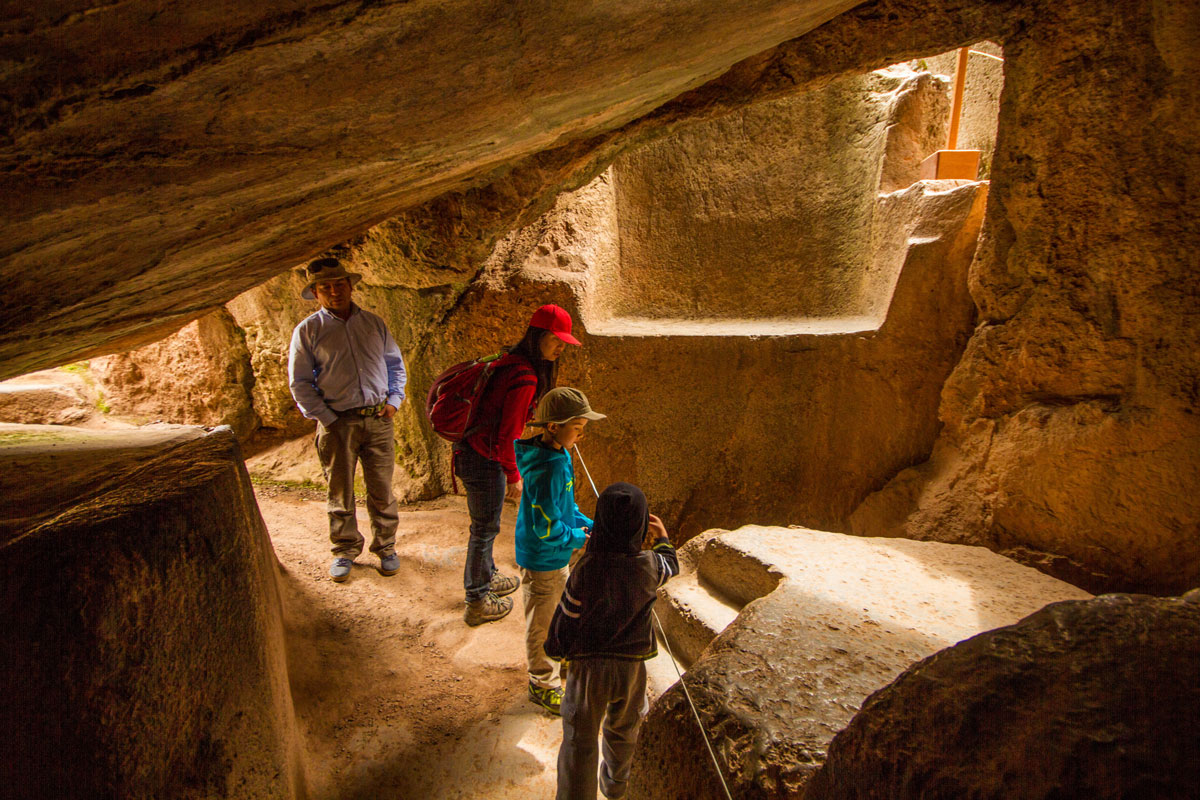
[425,351,526,443]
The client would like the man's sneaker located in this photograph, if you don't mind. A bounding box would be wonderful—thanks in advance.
[489,572,519,597]
[378,553,400,576]
[464,592,513,626]
[330,557,354,582]
[529,682,563,715]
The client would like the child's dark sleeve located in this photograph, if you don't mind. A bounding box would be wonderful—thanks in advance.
[650,539,679,587]
[544,571,583,659]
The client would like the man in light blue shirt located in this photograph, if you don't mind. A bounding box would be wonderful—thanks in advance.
[288,257,407,582]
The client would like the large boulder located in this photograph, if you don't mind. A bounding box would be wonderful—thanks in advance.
[0,425,306,799]
[0,367,97,425]
[804,591,1200,799]
[0,0,876,375]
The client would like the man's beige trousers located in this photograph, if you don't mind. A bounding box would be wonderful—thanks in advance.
[315,414,399,558]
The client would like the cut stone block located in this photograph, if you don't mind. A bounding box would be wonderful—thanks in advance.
[656,577,741,666]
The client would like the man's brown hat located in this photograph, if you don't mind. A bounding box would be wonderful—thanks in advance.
[301,257,362,300]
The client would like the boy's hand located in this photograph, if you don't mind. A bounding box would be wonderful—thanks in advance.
[644,513,668,548]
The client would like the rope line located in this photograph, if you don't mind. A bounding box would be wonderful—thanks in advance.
[573,446,734,800]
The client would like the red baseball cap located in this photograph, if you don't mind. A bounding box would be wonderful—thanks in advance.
[529,304,581,345]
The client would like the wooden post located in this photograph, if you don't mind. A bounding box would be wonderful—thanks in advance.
[918,46,980,182]
[946,46,969,150]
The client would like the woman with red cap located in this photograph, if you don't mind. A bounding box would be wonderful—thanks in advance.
[456,303,582,626]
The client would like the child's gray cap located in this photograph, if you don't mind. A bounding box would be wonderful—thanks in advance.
[529,387,606,427]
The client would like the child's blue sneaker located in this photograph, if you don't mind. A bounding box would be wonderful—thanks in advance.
[330,557,354,582]
[379,553,400,576]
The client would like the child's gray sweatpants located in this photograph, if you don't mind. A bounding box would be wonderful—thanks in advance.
[556,658,649,800]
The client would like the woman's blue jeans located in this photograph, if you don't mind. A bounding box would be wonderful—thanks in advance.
[455,444,507,602]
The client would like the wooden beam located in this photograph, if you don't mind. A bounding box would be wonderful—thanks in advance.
[946,46,969,150]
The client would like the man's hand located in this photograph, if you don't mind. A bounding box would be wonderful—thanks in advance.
[505,479,523,502]
[378,403,398,419]
[644,513,668,549]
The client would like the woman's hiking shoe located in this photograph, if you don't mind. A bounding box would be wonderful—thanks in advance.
[330,557,354,582]
[528,682,563,715]
[489,572,519,597]
[464,592,513,626]
[378,553,400,576]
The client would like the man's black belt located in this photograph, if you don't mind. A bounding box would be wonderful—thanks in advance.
[336,402,387,417]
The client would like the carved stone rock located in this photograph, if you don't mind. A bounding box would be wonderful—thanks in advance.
[629,526,1090,799]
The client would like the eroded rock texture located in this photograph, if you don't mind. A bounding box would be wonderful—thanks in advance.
[803,592,1200,800]
[91,309,258,436]
[0,426,305,799]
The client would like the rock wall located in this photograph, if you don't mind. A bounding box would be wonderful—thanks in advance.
[804,592,1200,799]
[91,309,259,437]
[4,0,1195,595]
[850,0,1200,595]
[600,67,949,322]
[0,426,306,799]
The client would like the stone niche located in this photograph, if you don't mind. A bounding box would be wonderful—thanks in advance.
[594,64,975,330]
[0,425,306,799]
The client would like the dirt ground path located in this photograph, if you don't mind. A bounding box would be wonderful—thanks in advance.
[257,489,563,800]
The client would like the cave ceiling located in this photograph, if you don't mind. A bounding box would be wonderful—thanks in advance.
[0,0,1023,379]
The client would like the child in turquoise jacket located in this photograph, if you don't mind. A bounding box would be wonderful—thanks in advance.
[514,387,605,713]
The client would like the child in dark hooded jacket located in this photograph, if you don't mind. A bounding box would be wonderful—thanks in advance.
[545,482,679,800]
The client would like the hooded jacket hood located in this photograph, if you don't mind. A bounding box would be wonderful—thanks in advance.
[588,482,647,555]
[514,435,570,476]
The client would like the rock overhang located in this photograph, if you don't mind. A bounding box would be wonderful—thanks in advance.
[0,0,875,378]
